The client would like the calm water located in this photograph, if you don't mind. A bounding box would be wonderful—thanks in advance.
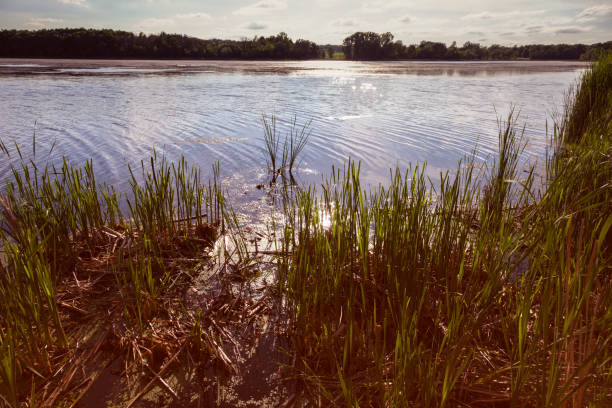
[0,60,585,205]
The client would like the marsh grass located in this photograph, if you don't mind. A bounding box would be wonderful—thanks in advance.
[263,115,311,183]
[276,56,611,406]
[0,144,236,406]
[562,52,612,144]
[0,56,610,407]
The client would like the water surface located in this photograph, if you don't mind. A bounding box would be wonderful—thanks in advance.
[0,59,586,208]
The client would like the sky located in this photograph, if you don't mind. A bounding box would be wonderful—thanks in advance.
[0,0,611,45]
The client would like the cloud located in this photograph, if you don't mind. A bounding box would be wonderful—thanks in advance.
[313,0,340,9]
[245,22,267,30]
[555,26,586,34]
[234,0,287,16]
[577,4,612,22]
[26,17,64,28]
[525,25,542,34]
[331,18,358,27]
[176,12,211,21]
[462,10,546,21]
[399,15,411,23]
[135,12,211,33]
[57,0,88,6]
[361,0,410,13]
[461,11,495,20]
[136,17,175,31]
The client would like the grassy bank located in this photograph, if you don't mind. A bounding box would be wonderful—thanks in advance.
[0,56,610,407]
[0,151,235,407]
[276,55,611,406]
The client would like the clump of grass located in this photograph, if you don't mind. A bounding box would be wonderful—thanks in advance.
[262,115,311,183]
[0,141,230,406]
[263,115,281,179]
[562,52,612,143]
[0,328,18,408]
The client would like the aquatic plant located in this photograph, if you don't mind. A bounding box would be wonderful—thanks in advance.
[0,55,609,408]
[262,115,311,183]
[275,55,611,406]
[0,142,228,406]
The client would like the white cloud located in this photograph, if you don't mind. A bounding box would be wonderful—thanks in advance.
[461,11,494,20]
[462,10,546,21]
[135,12,212,33]
[524,25,542,34]
[233,0,287,16]
[399,15,411,23]
[176,12,212,21]
[313,0,341,9]
[555,26,588,35]
[26,17,64,28]
[245,22,267,30]
[361,0,411,13]
[331,18,358,27]
[57,0,88,7]
[136,17,175,31]
[577,4,612,22]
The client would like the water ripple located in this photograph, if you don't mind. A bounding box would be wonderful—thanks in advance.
[0,64,582,193]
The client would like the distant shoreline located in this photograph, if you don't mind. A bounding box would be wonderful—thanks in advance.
[0,58,590,77]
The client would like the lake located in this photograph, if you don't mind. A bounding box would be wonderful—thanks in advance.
[0,59,587,210]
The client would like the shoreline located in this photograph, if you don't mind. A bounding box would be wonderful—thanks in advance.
[0,58,590,76]
[0,55,609,407]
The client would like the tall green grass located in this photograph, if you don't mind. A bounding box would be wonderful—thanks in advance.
[276,55,611,406]
[0,145,226,406]
[262,115,311,183]
[562,52,612,143]
[0,55,609,408]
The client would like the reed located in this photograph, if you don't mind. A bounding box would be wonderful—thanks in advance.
[262,115,311,183]
[562,52,612,143]
[283,116,311,181]
[276,55,611,406]
[263,115,281,179]
[0,55,609,408]
[0,141,226,406]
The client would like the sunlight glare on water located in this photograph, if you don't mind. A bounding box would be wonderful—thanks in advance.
[0,60,585,204]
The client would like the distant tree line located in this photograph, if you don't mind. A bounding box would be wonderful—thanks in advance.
[1,28,609,61]
[342,32,612,61]
[0,28,321,59]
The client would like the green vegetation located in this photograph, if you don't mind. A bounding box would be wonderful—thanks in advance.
[262,115,311,183]
[0,55,610,407]
[342,31,612,61]
[0,28,321,59]
[1,28,610,61]
[0,147,230,406]
[275,55,611,406]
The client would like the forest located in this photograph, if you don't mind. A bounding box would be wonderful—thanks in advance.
[0,28,321,59]
[0,28,610,61]
[342,32,612,61]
